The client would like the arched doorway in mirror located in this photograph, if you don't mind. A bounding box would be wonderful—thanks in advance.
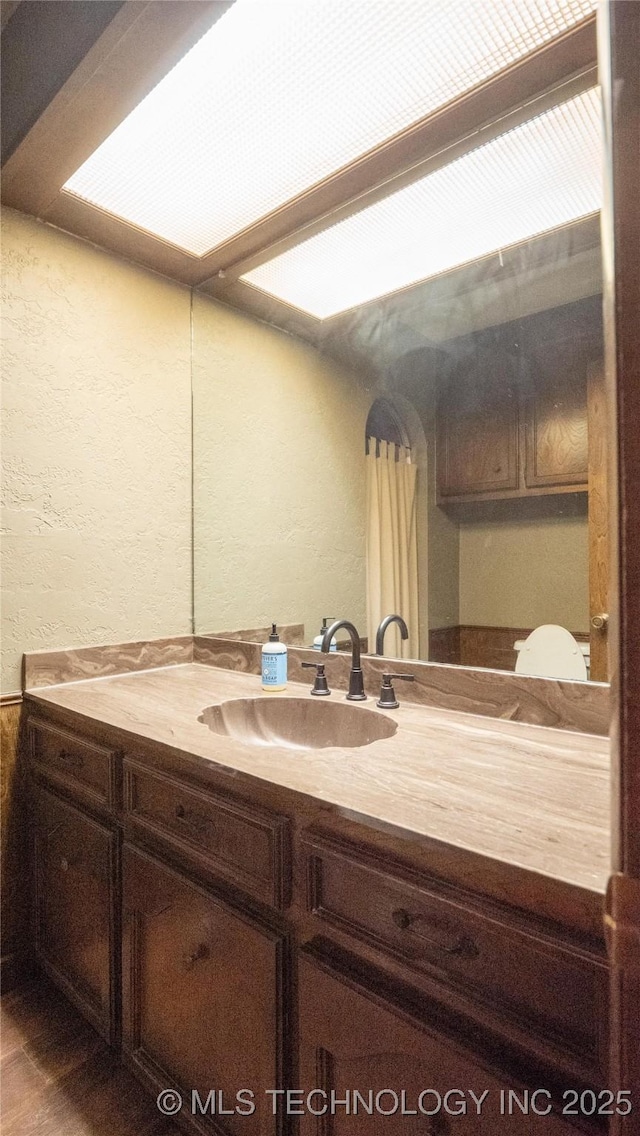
[365,397,424,659]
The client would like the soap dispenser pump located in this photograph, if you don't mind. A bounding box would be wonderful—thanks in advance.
[313,617,337,651]
[261,624,287,692]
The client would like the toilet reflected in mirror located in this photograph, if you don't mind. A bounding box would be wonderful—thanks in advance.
[514,625,588,681]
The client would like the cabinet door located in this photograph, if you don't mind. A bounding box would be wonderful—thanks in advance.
[298,954,579,1136]
[524,358,589,489]
[122,844,284,1136]
[33,784,118,1041]
[437,361,519,499]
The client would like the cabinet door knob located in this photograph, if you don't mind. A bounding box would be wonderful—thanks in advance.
[590,612,609,631]
[58,749,84,769]
[59,855,79,872]
[391,907,413,930]
[174,803,214,836]
[183,943,210,970]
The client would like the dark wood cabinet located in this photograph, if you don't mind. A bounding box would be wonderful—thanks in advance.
[436,298,601,505]
[27,705,608,1136]
[123,757,290,908]
[437,358,590,504]
[298,953,579,1135]
[524,351,589,490]
[303,833,608,1089]
[33,783,118,1042]
[28,715,119,812]
[437,359,519,499]
[122,843,285,1136]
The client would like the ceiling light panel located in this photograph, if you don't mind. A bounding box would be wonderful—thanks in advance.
[63,0,596,257]
[242,87,602,319]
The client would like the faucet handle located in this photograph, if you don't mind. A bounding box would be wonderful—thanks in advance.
[301,661,332,696]
[377,672,415,709]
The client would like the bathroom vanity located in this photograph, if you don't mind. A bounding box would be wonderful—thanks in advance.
[23,658,611,1135]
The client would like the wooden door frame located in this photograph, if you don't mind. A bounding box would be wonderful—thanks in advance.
[600,0,640,1124]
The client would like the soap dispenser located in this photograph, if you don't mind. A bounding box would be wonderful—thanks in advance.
[261,624,288,691]
[313,617,338,651]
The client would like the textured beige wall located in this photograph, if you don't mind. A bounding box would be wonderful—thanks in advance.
[459,513,589,631]
[1,209,192,692]
[192,294,371,644]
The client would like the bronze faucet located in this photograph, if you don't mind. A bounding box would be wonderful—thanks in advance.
[321,619,366,700]
[375,614,409,655]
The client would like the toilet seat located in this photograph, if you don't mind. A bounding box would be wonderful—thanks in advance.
[514,624,588,680]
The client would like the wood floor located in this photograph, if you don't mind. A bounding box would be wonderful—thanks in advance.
[1,977,181,1136]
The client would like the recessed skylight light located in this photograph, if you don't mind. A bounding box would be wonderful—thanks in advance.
[241,87,602,319]
[63,0,596,257]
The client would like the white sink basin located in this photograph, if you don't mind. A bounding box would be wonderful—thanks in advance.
[198,696,397,750]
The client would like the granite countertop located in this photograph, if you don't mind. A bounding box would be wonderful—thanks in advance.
[26,662,611,905]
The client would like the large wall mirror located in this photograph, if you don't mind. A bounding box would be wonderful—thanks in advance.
[192,33,609,686]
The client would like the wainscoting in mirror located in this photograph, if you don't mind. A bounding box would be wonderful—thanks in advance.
[430,626,590,672]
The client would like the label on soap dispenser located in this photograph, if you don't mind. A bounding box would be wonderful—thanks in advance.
[261,649,287,689]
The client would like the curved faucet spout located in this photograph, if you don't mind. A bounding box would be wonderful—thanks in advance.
[322,620,361,667]
[321,619,366,700]
[375,614,409,656]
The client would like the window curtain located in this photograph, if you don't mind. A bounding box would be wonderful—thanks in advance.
[366,440,419,659]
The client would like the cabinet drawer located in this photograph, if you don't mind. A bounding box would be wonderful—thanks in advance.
[304,835,608,1080]
[123,759,289,909]
[29,717,118,810]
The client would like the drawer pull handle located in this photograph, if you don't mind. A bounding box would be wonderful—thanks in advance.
[59,855,80,872]
[58,749,84,770]
[391,908,478,958]
[174,803,215,836]
[183,943,210,970]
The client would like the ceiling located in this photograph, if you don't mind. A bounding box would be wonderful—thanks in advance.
[1,0,601,358]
